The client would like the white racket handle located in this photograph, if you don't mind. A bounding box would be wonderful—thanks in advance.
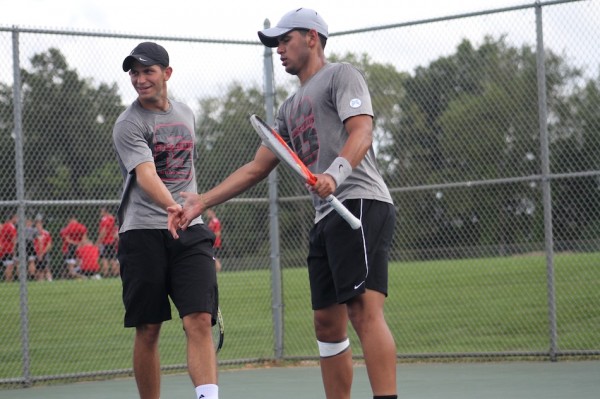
[325,195,362,230]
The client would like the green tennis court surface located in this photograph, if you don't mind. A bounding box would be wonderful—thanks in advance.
[1,361,598,398]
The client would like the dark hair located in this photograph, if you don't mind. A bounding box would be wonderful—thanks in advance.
[295,28,327,50]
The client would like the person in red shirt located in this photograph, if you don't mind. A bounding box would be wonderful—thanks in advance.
[205,208,222,272]
[73,233,100,279]
[33,218,53,281]
[96,207,119,277]
[60,215,87,279]
[0,213,18,282]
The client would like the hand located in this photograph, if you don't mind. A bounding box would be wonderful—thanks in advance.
[167,192,207,239]
[311,174,336,198]
[167,203,183,239]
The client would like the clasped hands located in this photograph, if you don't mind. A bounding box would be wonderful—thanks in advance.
[167,192,205,239]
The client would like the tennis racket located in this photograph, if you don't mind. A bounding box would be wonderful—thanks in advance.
[249,114,361,230]
[213,307,224,353]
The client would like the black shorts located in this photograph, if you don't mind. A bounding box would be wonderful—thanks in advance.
[26,241,36,261]
[308,199,396,310]
[1,253,15,267]
[100,243,118,259]
[118,224,218,328]
[36,255,50,270]
[64,244,77,264]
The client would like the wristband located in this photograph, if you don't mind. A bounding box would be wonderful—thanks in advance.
[324,157,352,187]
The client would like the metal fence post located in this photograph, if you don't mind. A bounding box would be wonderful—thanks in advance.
[11,27,32,386]
[263,19,284,360]
[535,1,558,362]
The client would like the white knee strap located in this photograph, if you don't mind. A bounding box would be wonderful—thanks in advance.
[317,338,350,358]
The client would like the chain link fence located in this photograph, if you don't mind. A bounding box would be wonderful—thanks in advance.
[1,0,599,389]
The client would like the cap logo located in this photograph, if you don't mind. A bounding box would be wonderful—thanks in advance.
[138,57,148,62]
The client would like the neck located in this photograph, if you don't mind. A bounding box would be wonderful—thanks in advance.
[138,97,170,112]
[298,56,326,84]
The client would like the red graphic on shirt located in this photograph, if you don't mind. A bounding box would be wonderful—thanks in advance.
[153,122,194,182]
[288,99,319,167]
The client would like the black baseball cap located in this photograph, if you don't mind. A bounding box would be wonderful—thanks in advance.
[122,42,169,72]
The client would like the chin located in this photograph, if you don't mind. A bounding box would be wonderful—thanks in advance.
[138,93,157,102]
[285,66,299,76]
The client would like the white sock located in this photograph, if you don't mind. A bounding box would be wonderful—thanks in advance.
[195,384,218,399]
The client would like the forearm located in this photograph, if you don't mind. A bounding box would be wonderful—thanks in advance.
[170,146,277,238]
[136,162,178,210]
[201,161,271,208]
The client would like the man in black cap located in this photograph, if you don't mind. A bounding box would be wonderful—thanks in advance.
[113,42,220,399]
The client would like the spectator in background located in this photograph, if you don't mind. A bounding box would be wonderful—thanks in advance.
[205,208,222,272]
[0,213,18,282]
[25,218,38,279]
[60,215,87,279]
[74,233,101,279]
[97,207,119,277]
[33,217,53,281]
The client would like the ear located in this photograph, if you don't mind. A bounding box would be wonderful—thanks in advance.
[307,29,320,48]
[164,66,173,81]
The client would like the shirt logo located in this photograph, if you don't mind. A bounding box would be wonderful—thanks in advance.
[349,98,362,108]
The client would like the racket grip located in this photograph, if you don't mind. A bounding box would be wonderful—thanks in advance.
[325,195,362,230]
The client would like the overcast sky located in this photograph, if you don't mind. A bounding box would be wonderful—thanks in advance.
[2,0,534,39]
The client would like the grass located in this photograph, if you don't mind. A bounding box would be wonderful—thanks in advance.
[1,252,599,382]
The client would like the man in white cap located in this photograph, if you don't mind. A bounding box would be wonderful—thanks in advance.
[169,8,397,399]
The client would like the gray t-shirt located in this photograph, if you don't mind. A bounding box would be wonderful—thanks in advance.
[113,99,202,232]
[275,62,392,222]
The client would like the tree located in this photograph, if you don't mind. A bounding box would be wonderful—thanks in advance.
[0,48,124,202]
[389,36,582,257]
[551,74,600,247]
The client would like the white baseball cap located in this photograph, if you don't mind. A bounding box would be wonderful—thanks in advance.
[258,8,328,48]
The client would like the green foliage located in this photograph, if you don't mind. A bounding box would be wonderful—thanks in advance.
[79,161,123,200]
[384,35,598,256]
[550,74,600,246]
[0,48,125,202]
[195,82,289,196]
